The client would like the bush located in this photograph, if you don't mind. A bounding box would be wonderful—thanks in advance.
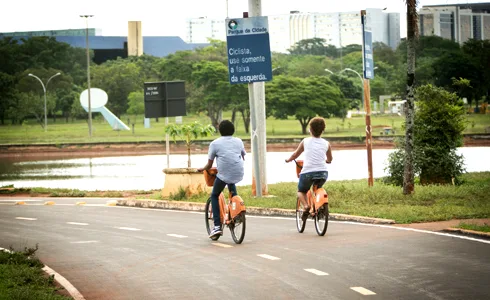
[385,85,467,185]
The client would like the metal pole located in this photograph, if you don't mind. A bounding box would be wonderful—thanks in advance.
[28,74,47,132]
[81,15,93,138]
[247,0,268,197]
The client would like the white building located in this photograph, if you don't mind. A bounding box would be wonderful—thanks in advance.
[185,8,401,53]
[185,17,226,44]
[419,2,490,43]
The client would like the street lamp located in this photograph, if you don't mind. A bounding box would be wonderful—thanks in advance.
[324,68,334,75]
[80,15,94,138]
[28,72,61,132]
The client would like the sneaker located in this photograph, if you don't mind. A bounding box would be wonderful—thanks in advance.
[209,226,222,238]
[301,210,309,222]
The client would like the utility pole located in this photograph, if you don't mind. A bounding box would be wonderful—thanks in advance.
[80,15,93,138]
[247,0,268,197]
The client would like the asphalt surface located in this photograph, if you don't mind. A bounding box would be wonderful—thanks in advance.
[1,198,489,300]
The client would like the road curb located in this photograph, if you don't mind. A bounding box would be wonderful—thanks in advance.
[116,199,396,225]
[443,228,490,239]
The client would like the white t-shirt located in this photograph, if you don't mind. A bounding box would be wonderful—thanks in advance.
[300,137,330,174]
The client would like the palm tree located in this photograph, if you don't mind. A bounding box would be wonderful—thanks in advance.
[403,0,418,194]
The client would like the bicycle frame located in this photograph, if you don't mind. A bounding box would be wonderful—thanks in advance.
[205,168,246,225]
[295,160,329,212]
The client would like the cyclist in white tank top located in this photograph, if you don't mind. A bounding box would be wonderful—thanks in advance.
[285,117,333,217]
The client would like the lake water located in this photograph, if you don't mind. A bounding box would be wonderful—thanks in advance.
[0,147,489,191]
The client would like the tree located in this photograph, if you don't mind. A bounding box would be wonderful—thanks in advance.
[461,39,490,106]
[403,0,418,195]
[9,92,56,128]
[267,75,344,134]
[164,121,215,167]
[191,61,230,128]
[0,72,16,125]
[385,85,466,185]
[90,58,142,118]
[373,42,397,66]
[288,38,327,55]
[126,91,144,124]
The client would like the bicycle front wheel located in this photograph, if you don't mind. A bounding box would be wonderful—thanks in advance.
[296,197,306,233]
[314,203,329,236]
[205,197,221,241]
[230,212,246,244]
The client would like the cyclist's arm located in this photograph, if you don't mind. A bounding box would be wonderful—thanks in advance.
[326,144,333,164]
[197,159,214,172]
[285,141,304,163]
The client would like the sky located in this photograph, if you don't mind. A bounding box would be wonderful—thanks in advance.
[0,0,487,39]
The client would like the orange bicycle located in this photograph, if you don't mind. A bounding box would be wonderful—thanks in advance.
[293,160,329,236]
[203,168,246,244]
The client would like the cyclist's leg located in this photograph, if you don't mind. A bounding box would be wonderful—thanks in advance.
[227,183,238,197]
[297,173,313,210]
[211,177,227,227]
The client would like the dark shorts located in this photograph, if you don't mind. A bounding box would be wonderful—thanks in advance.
[298,171,328,193]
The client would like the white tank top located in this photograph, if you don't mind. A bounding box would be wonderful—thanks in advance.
[300,137,330,174]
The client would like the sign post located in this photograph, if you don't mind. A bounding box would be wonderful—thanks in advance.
[144,81,186,168]
[361,10,374,187]
[226,6,272,197]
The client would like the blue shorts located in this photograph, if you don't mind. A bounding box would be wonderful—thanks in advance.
[298,171,328,193]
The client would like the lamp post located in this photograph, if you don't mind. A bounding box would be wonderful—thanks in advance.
[324,68,334,75]
[80,15,94,138]
[28,72,61,132]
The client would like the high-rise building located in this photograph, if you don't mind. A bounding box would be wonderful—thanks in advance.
[185,17,226,44]
[419,2,490,44]
[185,8,401,53]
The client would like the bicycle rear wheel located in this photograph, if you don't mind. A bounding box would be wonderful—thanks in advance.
[296,197,306,233]
[205,197,221,241]
[230,212,246,244]
[314,203,329,236]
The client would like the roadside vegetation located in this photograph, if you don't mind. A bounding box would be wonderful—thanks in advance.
[4,172,489,225]
[457,222,490,233]
[0,245,71,299]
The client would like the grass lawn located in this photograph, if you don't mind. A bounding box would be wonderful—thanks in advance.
[4,172,488,225]
[457,222,490,232]
[1,112,489,144]
[158,171,490,224]
[0,246,70,300]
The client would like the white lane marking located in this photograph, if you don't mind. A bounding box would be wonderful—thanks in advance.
[15,217,37,221]
[257,254,281,260]
[43,265,86,300]
[350,287,376,296]
[67,222,89,226]
[70,241,98,244]
[98,205,490,244]
[304,268,329,276]
[115,227,141,231]
[212,243,233,248]
[167,234,187,238]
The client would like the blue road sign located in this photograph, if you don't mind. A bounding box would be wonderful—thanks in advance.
[361,15,375,79]
[226,16,272,84]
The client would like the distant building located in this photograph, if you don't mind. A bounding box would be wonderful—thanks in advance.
[419,2,490,43]
[185,8,401,53]
[0,28,101,37]
[1,27,207,63]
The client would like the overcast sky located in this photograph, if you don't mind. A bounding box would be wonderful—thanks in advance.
[0,0,486,39]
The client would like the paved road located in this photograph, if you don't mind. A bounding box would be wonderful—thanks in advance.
[1,198,489,300]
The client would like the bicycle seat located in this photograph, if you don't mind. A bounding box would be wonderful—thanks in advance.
[312,177,326,187]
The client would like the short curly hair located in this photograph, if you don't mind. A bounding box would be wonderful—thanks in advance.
[309,117,325,137]
[218,120,235,136]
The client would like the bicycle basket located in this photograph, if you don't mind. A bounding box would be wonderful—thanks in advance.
[204,168,218,187]
[295,160,303,178]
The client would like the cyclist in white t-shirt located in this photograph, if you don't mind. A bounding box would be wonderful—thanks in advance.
[285,117,333,221]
